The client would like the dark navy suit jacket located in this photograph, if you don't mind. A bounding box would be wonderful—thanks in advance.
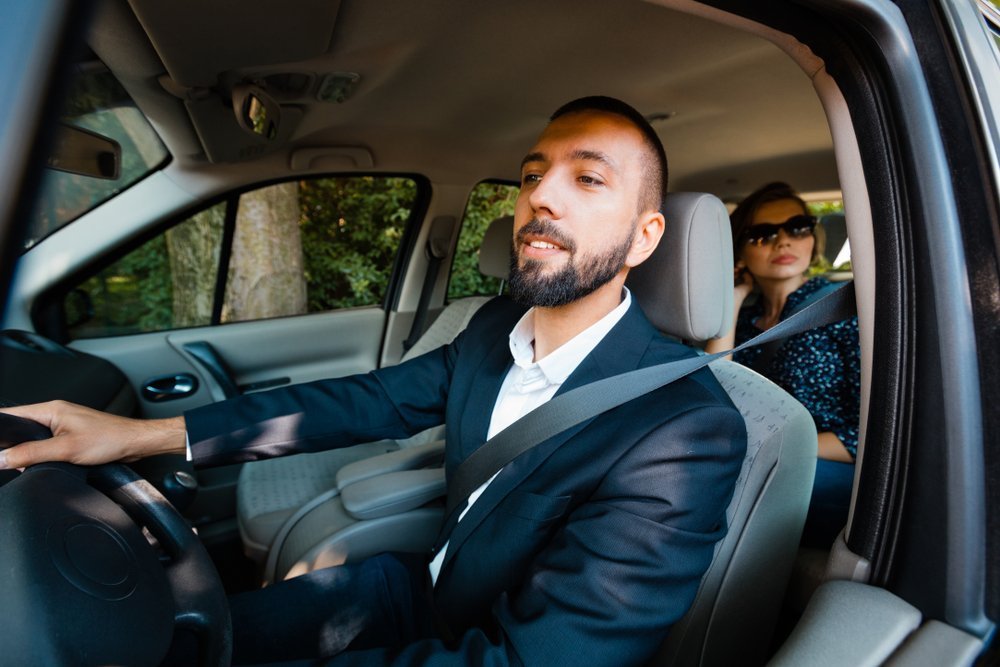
[186,296,747,666]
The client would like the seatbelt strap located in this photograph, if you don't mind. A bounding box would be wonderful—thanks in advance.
[750,280,843,373]
[403,217,454,351]
[446,280,856,514]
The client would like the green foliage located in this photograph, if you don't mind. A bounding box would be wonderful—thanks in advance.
[807,199,847,275]
[299,177,417,310]
[807,200,843,217]
[448,182,518,299]
[71,235,174,337]
[68,176,422,337]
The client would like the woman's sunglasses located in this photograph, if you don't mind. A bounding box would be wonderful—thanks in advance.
[740,214,817,247]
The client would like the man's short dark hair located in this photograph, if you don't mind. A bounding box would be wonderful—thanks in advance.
[550,96,668,213]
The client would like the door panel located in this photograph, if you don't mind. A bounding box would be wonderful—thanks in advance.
[71,307,387,419]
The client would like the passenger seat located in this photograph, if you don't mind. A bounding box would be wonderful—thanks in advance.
[235,216,514,564]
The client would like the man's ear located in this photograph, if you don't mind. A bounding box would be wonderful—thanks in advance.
[626,210,665,268]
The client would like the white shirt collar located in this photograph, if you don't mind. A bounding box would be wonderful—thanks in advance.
[508,287,633,387]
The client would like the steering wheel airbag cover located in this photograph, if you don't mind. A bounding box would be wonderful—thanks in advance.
[48,516,138,600]
[0,465,173,666]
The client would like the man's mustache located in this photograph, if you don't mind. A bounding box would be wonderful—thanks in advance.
[515,218,577,253]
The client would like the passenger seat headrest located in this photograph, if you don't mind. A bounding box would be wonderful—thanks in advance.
[478,215,513,280]
[627,192,734,342]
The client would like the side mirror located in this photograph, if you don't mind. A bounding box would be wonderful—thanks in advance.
[46,124,121,179]
[232,84,281,140]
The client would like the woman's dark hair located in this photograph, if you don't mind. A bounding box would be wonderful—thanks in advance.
[729,181,823,263]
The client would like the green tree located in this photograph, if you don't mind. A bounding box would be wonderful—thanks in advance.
[299,177,416,310]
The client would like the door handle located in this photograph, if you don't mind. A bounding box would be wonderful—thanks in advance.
[142,373,199,402]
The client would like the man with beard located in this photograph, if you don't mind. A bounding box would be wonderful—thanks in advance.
[1,97,746,666]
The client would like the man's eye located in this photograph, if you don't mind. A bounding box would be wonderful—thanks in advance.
[578,175,604,186]
[522,173,541,185]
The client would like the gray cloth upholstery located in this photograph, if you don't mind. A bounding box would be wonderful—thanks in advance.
[651,360,816,666]
[627,192,734,341]
[628,192,817,665]
[477,215,512,279]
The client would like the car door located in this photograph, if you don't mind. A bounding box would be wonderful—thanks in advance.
[713,0,999,663]
[14,174,426,420]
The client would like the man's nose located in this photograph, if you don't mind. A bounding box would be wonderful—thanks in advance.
[527,173,563,219]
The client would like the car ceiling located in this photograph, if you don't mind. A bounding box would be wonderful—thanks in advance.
[88,0,837,201]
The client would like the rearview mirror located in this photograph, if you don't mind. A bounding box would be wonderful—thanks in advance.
[46,123,121,179]
[232,84,281,140]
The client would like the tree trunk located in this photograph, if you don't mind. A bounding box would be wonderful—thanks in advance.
[166,204,224,328]
[223,182,307,322]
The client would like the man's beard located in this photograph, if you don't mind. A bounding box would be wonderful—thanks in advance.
[508,218,634,308]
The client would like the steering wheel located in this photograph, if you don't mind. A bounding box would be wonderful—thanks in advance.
[0,413,231,666]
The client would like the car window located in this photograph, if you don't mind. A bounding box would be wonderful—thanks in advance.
[806,199,850,273]
[447,182,518,299]
[64,176,418,338]
[28,63,169,249]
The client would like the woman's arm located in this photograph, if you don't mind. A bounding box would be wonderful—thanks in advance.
[817,431,853,462]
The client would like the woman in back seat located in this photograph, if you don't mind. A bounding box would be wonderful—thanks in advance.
[706,181,860,549]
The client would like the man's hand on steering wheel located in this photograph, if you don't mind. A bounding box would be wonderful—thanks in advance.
[0,401,186,469]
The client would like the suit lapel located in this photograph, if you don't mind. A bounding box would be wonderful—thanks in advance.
[554,300,655,396]
[439,300,658,575]
[455,331,513,460]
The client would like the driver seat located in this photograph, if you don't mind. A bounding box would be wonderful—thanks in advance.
[630,192,818,666]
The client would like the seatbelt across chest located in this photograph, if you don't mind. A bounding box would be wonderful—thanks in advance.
[445,280,857,515]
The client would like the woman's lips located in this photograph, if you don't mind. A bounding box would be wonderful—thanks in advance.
[771,254,799,265]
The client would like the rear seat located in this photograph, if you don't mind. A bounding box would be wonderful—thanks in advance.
[236,215,513,563]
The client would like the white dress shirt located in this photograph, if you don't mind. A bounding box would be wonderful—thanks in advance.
[428,289,632,584]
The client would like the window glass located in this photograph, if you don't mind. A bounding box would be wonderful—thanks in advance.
[806,199,850,273]
[29,63,169,248]
[68,203,224,338]
[64,176,417,338]
[448,182,518,299]
[296,176,416,312]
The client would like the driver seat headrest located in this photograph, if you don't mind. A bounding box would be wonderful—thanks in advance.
[627,192,734,342]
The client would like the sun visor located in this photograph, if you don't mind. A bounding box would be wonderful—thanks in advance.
[129,0,342,89]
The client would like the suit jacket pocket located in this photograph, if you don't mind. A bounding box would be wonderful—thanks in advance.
[503,491,571,522]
